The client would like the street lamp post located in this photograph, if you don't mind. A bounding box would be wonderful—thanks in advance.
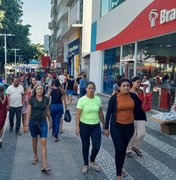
[16,55,23,75]
[11,48,20,74]
[17,55,23,64]
[0,33,15,83]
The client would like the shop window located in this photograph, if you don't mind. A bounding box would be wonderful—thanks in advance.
[122,43,135,60]
[137,33,176,112]
[100,0,127,17]
[137,33,176,79]
[103,48,120,94]
[100,0,110,17]
[111,0,126,10]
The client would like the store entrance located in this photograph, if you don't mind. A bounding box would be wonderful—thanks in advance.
[121,61,135,79]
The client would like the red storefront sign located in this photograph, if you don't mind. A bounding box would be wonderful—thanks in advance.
[41,56,50,67]
[97,0,176,50]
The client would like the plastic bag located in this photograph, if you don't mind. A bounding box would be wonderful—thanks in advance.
[64,109,71,122]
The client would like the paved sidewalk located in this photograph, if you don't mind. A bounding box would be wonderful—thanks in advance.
[3,96,108,180]
[1,95,176,180]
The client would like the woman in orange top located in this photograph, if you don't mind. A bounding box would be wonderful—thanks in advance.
[104,78,146,180]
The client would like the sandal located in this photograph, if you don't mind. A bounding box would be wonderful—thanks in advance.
[54,138,60,142]
[132,147,143,157]
[81,165,88,174]
[41,167,51,173]
[126,152,133,158]
[122,169,128,177]
[89,161,101,172]
[32,159,38,165]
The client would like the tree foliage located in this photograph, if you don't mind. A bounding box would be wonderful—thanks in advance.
[31,43,45,60]
[0,0,45,67]
[0,0,4,29]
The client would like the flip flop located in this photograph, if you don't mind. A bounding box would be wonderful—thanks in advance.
[31,159,38,165]
[41,167,51,173]
[54,138,60,142]
[122,169,128,177]
[81,166,88,174]
[89,161,101,172]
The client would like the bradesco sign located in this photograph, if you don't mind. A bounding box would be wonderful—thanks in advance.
[149,8,176,28]
[96,0,176,50]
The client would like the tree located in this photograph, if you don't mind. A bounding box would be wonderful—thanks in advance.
[0,0,23,32]
[0,0,29,64]
[0,0,4,29]
[0,0,45,67]
[22,43,45,64]
[31,43,45,59]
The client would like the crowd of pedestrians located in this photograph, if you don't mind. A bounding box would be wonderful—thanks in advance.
[0,71,151,180]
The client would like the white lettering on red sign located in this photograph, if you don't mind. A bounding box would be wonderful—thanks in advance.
[160,8,176,24]
[149,8,176,28]
[149,9,159,27]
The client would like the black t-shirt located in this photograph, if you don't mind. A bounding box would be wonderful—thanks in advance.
[51,88,62,104]
[36,74,42,81]
[76,77,82,84]
[29,96,49,121]
[67,79,75,90]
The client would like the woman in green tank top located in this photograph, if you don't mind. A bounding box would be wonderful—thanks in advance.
[76,81,105,174]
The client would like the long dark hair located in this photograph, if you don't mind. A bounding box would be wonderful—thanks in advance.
[33,84,45,97]
[52,79,62,92]
[31,77,37,90]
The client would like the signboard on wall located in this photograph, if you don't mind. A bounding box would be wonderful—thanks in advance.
[68,38,80,56]
[96,0,176,50]
[41,56,50,68]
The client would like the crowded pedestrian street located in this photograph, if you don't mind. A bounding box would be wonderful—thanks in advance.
[0,0,176,180]
[0,95,176,180]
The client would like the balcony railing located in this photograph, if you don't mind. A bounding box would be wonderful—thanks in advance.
[56,28,63,39]
[66,0,75,7]
[57,0,61,7]
[57,7,68,23]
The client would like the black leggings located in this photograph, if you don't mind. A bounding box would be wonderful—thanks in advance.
[80,122,101,165]
[110,122,134,176]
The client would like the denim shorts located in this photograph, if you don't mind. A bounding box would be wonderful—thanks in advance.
[29,120,48,138]
[66,90,74,95]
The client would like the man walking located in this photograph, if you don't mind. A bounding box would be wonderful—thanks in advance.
[6,77,24,135]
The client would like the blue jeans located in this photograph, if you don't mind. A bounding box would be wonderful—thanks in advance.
[29,120,48,138]
[80,88,86,97]
[9,106,22,132]
[50,104,63,138]
[79,122,101,165]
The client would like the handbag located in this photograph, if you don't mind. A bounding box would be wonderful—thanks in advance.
[64,108,71,122]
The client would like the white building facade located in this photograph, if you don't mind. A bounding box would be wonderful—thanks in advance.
[90,0,176,94]
[44,34,50,55]
[49,0,92,77]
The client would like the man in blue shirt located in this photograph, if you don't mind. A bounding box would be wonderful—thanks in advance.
[79,74,89,97]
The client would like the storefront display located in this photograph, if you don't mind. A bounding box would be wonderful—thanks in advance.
[91,0,176,111]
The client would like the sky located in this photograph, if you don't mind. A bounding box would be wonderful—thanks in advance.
[22,0,51,44]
